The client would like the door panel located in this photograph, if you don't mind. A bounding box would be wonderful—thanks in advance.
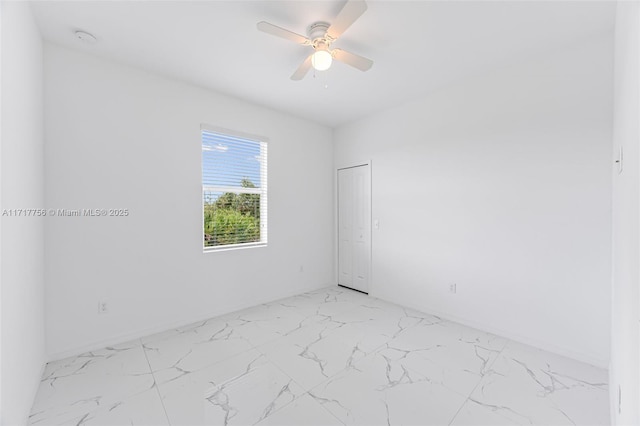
[338,169,353,286]
[338,165,370,294]
[339,240,352,285]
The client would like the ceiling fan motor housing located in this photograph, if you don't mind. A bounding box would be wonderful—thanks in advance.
[308,22,331,42]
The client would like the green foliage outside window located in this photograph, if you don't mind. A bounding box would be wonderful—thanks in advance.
[204,178,261,247]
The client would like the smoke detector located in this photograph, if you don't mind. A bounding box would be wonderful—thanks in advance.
[75,30,97,44]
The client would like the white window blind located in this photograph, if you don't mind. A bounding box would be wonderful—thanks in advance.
[202,127,268,250]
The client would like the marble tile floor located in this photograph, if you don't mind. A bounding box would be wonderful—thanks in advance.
[29,286,610,426]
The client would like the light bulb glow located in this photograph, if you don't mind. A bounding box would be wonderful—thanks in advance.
[311,50,332,71]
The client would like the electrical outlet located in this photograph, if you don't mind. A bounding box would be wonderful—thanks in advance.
[616,146,623,174]
[98,301,109,314]
[449,283,457,294]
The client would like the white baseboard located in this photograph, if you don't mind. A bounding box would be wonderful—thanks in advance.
[46,283,333,362]
[370,291,609,370]
[48,284,606,370]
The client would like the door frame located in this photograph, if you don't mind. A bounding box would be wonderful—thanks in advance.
[335,160,372,294]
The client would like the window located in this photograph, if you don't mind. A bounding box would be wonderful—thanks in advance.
[202,126,267,251]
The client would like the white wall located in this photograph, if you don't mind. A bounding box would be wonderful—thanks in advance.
[334,35,613,367]
[610,2,640,425]
[44,44,334,359]
[0,2,46,424]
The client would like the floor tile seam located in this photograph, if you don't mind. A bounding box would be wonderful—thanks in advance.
[140,327,216,346]
[204,384,301,426]
[232,350,319,425]
[384,353,485,401]
[191,362,293,422]
[28,398,118,426]
[31,342,162,423]
[253,344,302,386]
[274,285,336,302]
[303,347,472,426]
[268,313,349,343]
[29,377,164,423]
[140,330,206,349]
[139,299,325,345]
[254,340,367,396]
[303,367,359,425]
[319,329,398,383]
[255,318,416,392]
[193,309,345,348]
[494,340,610,385]
[138,309,278,347]
[42,341,151,375]
[303,392,348,426]
[299,348,387,407]
[145,315,366,386]
[445,392,474,425]
[411,348,488,377]
[255,311,383,349]
[241,329,283,350]
[446,337,513,425]
[371,326,486,390]
[146,338,258,381]
[484,337,511,376]
[28,401,123,426]
[302,317,370,341]
[377,337,490,389]
[140,337,173,426]
[369,297,445,320]
[467,337,511,400]
[342,344,386,373]
[29,344,162,425]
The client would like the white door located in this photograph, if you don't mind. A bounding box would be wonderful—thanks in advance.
[338,164,371,293]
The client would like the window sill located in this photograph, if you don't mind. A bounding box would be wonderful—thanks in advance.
[203,242,267,253]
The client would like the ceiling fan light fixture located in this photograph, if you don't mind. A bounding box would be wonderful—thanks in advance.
[256,0,373,80]
[311,49,332,71]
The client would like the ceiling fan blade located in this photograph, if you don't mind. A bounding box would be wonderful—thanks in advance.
[332,48,373,71]
[326,0,368,40]
[257,21,311,46]
[291,55,313,80]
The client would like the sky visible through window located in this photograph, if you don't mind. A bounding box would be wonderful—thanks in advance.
[202,131,262,190]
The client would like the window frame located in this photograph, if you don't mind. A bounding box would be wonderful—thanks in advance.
[201,124,268,253]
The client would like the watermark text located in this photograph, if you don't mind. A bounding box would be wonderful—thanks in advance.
[2,208,129,217]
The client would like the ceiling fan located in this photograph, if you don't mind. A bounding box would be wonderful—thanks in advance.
[257,0,374,80]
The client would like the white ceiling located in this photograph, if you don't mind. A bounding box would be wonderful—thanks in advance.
[31,1,616,128]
